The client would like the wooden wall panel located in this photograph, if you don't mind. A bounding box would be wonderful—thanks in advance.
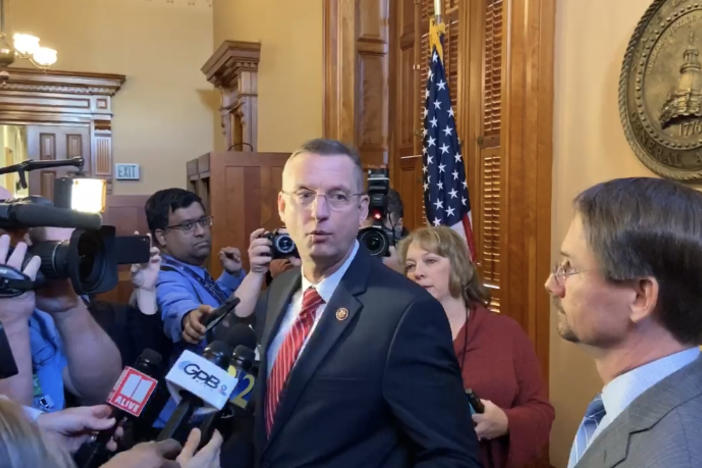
[357,53,389,166]
[40,133,56,160]
[324,0,390,169]
[192,151,290,277]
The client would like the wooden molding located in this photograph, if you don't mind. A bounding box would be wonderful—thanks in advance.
[500,0,555,391]
[202,40,261,151]
[0,67,126,194]
[1,67,124,96]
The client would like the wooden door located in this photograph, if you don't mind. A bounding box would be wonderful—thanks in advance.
[204,151,290,277]
[389,0,424,229]
[25,124,91,199]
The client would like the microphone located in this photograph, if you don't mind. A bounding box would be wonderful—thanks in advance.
[197,345,256,447]
[0,202,102,230]
[74,349,163,468]
[157,324,256,444]
[227,345,256,410]
[157,342,237,443]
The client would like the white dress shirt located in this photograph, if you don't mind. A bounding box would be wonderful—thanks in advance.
[266,241,360,378]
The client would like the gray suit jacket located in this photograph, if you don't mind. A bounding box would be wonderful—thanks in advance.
[577,354,702,468]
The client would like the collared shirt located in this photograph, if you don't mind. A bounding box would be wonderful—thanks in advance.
[588,347,700,446]
[266,241,359,378]
[29,309,67,412]
[157,254,245,343]
[154,254,245,428]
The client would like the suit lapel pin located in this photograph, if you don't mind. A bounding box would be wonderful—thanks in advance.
[335,307,349,321]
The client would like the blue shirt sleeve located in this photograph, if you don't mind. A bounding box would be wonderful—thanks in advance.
[217,269,246,297]
[157,269,203,343]
[29,310,67,412]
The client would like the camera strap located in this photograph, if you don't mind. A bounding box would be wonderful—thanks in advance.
[161,257,229,304]
[0,265,34,297]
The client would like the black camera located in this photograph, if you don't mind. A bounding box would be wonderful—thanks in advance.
[357,168,392,257]
[265,229,298,259]
[0,158,150,296]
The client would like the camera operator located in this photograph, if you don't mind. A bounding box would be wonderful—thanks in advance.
[385,188,408,242]
[361,188,407,272]
[0,211,122,411]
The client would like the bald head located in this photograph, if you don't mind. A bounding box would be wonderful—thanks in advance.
[283,138,364,193]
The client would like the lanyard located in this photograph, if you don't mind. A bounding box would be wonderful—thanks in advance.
[161,257,229,304]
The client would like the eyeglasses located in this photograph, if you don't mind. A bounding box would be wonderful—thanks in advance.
[166,215,213,233]
[551,260,588,286]
[281,189,364,210]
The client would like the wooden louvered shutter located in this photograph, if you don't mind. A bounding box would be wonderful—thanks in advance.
[476,0,504,313]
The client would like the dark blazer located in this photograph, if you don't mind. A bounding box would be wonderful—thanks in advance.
[577,354,702,468]
[252,247,480,468]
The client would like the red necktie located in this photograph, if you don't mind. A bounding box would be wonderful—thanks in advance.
[265,287,324,436]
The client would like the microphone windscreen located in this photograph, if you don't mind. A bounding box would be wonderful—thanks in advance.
[214,323,257,350]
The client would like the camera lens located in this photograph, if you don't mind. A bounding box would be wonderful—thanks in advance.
[274,234,296,255]
[357,227,389,257]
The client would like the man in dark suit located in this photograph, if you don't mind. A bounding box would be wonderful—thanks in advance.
[250,139,480,467]
[545,177,702,468]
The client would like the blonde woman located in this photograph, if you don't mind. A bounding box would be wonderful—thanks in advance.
[0,398,75,468]
[0,398,223,468]
[399,226,554,468]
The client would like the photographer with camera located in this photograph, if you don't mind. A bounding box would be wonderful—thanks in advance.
[0,220,122,412]
[145,188,249,348]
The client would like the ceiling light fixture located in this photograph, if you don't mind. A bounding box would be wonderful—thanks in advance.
[0,0,57,69]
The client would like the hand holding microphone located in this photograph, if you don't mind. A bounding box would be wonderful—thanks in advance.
[36,404,117,454]
[100,428,223,468]
[74,349,164,468]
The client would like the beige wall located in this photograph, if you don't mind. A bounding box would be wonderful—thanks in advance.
[212,0,323,153]
[7,0,216,195]
[550,0,658,465]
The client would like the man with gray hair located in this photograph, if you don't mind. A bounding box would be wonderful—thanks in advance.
[249,138,479,467]
[545,177,702,468]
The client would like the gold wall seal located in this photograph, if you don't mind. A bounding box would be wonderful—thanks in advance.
[620,0,702,180]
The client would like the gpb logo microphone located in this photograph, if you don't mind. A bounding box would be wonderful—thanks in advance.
[165,350,237,411]
[179,361,221,390]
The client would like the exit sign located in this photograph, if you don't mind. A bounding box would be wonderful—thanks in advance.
[115,163,140,180]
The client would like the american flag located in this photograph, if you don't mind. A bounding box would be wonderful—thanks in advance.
[422,19,476,258]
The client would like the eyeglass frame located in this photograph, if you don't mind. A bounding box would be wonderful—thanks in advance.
[551,260,590,286]
[280,188,366,210]
[164,215,214,233]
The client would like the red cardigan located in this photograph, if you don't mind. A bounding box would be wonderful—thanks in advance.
[453,303,554,468]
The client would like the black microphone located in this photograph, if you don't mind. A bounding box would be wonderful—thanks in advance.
[157,324,257,444]
[157,340,234,444]
[197,344,256,447]
[74,349,164,468]
[0,202,102,229]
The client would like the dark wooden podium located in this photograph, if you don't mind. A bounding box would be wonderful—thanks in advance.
[186,150,290,276]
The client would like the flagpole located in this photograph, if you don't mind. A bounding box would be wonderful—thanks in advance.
[434,0,442,23]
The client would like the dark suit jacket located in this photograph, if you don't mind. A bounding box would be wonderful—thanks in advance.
[252,247,480,468]
[577,354,702,468]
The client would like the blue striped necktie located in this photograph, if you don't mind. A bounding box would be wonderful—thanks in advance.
[568,393,606,467]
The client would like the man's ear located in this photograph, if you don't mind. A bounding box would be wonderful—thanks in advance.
[277,192,286,224]
[154,229,167,248]
[629,276,660,323]
[358,195,369,225]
